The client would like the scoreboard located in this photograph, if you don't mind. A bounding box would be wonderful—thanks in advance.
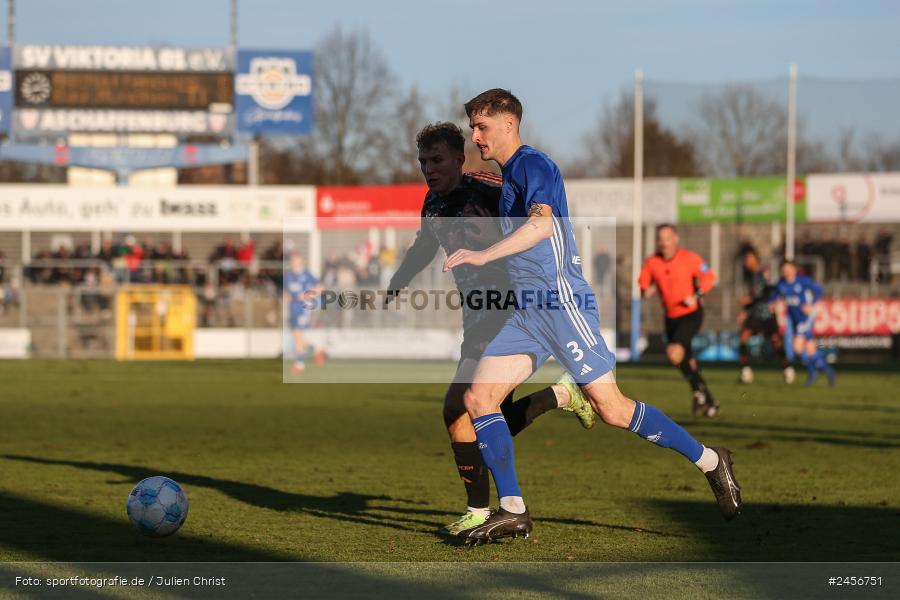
[0,45,313,138]
[15,70,233,111]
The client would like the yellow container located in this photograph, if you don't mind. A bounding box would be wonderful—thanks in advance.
[115,285,196,360]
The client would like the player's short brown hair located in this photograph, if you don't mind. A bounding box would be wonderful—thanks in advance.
[464,88,523,122]
[416,122,465,154]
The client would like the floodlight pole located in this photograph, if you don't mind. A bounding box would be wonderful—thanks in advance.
[230,0,238,56]
[6,0,13,46]
[231,0,261,187]
[785,63,798,260]
[630,69,644,361]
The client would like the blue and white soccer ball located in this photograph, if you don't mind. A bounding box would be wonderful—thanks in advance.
[126,476,189,537]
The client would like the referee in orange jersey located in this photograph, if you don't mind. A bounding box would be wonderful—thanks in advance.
[639,224,719,417]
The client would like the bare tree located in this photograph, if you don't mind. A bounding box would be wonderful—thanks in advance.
[692,84,787,176]
[568,91,698,178]
[862,135,900,171]
[309,26,398,184]
[825,128,900,173]
[381,85,427,183]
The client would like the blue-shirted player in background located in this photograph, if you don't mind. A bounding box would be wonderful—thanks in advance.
[770,260,836,386]
[443,89,742,544]
[285,253,324,374]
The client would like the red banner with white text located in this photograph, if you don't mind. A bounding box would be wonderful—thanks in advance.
[316,184,426,229]
[813,298,900,336]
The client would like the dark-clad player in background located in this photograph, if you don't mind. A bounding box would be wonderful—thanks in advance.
[737,248,795,384]
[639,224,719,416]
[387,122,595,536]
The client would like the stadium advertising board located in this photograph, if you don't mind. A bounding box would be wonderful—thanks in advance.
[0,185,314,232]
[0,142,249,171]
[565,178,677,224]
[14,45,231,72]
[235,50,313,134]
[315,184,426,229]
[11,45,234,136]
[774,298,900,350]
[0,46,11,135]
[814,298,900,337]
[807,173,900,223]
[677,177,807,223]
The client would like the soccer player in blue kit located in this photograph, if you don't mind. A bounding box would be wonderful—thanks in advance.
[285,252,324,374]
[770,260,836,386]
[443,89,742,544]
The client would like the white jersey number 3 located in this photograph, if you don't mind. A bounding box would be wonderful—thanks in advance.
[567,341,584,362]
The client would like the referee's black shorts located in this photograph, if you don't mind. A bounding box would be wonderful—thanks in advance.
[664,306,704,356]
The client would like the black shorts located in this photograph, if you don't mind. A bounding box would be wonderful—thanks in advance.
[664,307,703,352]
[743,316,780,338]
[459,311,510,362]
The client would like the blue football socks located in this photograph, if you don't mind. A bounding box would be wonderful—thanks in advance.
[629,401,704,463]
[472,413,522,500]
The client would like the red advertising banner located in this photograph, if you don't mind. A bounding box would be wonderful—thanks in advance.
[316,184,426,229]
[813,298,900,336]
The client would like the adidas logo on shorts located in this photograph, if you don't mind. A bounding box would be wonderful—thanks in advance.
[580,364,593,376]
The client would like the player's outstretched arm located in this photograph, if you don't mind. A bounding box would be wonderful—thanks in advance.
[387,225,440,294]
[443,203,553,271]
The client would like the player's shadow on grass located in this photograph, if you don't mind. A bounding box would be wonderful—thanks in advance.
[0,488,291,562]
[741,396,900,416]
[683,420,900,449]
[4,455,672,541]
[645,499,900,561]
[0,493,545,599]
[2,454,452,535]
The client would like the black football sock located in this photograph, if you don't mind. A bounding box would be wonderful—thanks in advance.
[739,342,750,366]
[773,339,791,368]
[451,441,490,510]
[680,359,709,395]
[501,387,558,436]
[679,359,700,391]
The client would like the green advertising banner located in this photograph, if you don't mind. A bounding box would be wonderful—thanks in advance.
[677,177,806,224]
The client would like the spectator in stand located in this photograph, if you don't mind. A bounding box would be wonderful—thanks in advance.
[52,245,74,284]
[856,236,872,282]
[123,236,144,283]
[238,238,256,267]
[836,236,852,282]
[210,236,240,284]
[800,233,818,265]
[28,250,51,284]
[819,230,836,281]
[322,254,339,287]
[260,240,284,290]
[174,247,191,285]
[152,241,176,283]
[95,239,115,267]
[875,228,894,283]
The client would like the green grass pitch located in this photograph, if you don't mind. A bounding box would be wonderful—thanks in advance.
[0,359,898,587]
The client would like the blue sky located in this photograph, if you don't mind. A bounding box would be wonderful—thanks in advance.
[3,0,899,160]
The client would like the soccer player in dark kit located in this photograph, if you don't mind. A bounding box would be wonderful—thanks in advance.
[387,122,595,536]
